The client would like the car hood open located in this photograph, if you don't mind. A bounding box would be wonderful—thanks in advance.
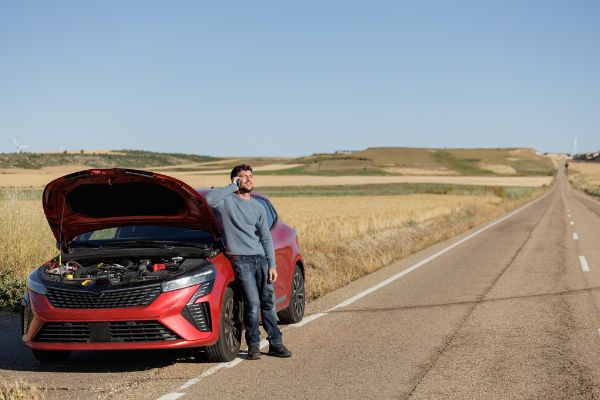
[43,169,221,249]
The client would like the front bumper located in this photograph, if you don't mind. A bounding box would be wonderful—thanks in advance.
[22,283,222,351]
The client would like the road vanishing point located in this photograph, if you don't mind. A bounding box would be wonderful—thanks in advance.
[1,167,600,399]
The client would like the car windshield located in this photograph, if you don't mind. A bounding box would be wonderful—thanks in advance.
[70,225,214,247]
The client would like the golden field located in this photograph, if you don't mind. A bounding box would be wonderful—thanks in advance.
[568,162,600,197]
[272,193,542,298]
[0,166,553,189]
[0,188,545,308]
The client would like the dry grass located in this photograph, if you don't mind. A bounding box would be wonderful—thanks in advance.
[0,379,44,400]
[271,191,543,299]
[569,162,600,197]
[0,189,56,310]
[0,171,554,189]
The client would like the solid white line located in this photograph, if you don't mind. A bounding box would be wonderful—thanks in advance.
[157,394,185,400]
[325,191,550,313]
[573,233,579,240]
[570,221,575,225]
[156,188,552,400]
[580,256,590,272]
[177,338,270,391]
[291,312,326,327]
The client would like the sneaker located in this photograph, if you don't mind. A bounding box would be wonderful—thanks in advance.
[247,345,261,360]
[267,344,292,358]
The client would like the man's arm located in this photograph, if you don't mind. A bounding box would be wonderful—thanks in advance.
[205,182,238,209]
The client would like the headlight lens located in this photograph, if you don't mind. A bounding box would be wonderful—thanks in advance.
[27,270,47,295]
[161,265,216,292]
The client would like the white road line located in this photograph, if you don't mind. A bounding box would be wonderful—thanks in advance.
[580,256,590,272]
[570,221,575,225]
[157,394,185,400]
[573,233,579,240]
[156,189,552,400]
[568,214,572,218]
[597,328,600,337]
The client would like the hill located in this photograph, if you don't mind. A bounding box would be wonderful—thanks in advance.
[0,150,220,169]
[273,147,555,176]
[0,147,555,177]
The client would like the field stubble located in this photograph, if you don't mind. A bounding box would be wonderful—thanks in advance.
[569,162,600,197]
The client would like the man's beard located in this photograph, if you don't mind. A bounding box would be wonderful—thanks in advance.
[239,185,253,194]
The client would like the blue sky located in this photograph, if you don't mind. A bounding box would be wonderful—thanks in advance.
[1,1,598,157]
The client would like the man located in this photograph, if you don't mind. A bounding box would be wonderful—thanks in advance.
[205,164,291,360]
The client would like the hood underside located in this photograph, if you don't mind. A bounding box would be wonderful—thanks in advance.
[43,169,221,248]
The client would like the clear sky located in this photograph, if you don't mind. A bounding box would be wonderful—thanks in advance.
[1,1,598,157]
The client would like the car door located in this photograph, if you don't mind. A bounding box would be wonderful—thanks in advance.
[253,196,292,306]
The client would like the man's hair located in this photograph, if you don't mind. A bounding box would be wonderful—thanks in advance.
[230,164,253,180]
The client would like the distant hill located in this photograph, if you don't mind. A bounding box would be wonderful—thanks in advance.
[280,147,555,176]
[0,147,555,177]
[0,150,220,169]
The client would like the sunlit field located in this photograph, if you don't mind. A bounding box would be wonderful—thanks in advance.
[272,192,543,299]
[569,162,600,197]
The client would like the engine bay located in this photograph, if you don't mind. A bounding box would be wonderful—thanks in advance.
[42,255,211,286]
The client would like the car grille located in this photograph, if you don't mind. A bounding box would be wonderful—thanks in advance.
[46,285,162,308]
[34,321,180,343]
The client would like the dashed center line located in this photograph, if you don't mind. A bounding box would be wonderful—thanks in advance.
[573,233,579,240]
[579,256,590,272]
[568,214,572,218]
[570,221,575,225]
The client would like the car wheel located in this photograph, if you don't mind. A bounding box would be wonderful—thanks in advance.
[204,287,242,362]
[278,265,305,324]
[32,349,71,363]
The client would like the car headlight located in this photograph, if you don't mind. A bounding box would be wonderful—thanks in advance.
[27,269,47,295]
[161,265,216,292]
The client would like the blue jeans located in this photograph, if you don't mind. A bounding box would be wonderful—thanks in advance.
[229,255,282,346]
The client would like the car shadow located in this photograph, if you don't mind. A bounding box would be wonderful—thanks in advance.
[0,312,210,373]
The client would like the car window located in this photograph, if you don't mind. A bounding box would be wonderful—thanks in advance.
[253,196,277,229]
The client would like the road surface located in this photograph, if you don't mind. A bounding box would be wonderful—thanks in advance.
[1,168,599,399]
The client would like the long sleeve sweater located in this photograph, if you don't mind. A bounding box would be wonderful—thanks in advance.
[205,183,277,268]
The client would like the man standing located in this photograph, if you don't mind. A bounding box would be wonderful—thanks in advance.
[205,164,291,360]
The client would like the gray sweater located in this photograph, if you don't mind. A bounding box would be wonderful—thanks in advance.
[205,183,277,268]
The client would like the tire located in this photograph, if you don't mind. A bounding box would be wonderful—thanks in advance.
[204,287,242,362]
[278,265,305,324]
[32,349,71,363]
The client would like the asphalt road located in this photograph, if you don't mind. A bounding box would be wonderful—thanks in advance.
[2,168,600,399]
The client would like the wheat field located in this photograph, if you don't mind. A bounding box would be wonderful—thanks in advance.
[0,167,553,188]
[569,162,600,197]
[272,193,538,298]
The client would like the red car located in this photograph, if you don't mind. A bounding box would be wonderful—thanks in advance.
[21,168,305,362]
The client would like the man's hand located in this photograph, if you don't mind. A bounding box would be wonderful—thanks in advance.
[231,177,241,191]
[268,268,278,283]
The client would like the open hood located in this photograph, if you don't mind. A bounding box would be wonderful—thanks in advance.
[43,169,221,249]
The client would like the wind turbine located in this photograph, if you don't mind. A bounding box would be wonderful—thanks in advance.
[572,136,578,157]
[12,137,30,154]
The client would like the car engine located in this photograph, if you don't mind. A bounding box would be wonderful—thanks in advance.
[41,256,209,286]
